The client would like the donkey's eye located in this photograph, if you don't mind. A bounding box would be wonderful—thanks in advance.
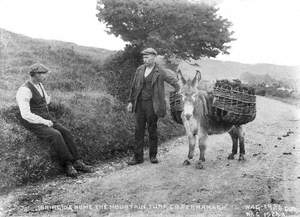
[191,94,196,101]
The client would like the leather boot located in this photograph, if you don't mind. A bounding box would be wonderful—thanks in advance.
[73,159,94,173]
[65,163,78,178]
[127,157,144,166]
[150,156,158,164]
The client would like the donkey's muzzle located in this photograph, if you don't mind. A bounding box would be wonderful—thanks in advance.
[185,114,192,120]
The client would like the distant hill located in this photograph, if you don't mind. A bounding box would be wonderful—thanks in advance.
[1,27,299,91]
[200,59,299,91]
[177,58,299,81]
[172,58,299,95]
[0,28,115,90]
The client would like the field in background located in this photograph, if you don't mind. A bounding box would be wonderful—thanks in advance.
[177,59,300,105]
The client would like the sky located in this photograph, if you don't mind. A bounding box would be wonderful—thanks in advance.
[0,0,299,66]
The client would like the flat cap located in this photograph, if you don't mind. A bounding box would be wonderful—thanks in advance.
[141,48,157,56]
[29,63,49,75]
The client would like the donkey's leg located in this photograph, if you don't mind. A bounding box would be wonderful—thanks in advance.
[237,125,246,161]
[196,134,207,169]
[228,127,238,160]
[183,134,196,166]
[188,135,197,159]
[199,135,207,162]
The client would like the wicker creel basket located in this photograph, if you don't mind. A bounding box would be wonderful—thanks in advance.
[169,91,183,124]
[212,80,256,125]
[169,80,256,125]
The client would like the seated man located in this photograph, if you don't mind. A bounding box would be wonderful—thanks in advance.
[16,63,93,178]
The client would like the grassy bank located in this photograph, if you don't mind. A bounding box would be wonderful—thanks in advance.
[0,89,184,193]
[0,28,185,193]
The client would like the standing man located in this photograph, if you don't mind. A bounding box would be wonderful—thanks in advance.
[16,63,93,178]
[127,48,180,165]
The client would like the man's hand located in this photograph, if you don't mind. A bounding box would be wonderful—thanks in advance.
[127,103,133,113]
[46,95,51,104]
[44,120,53,127]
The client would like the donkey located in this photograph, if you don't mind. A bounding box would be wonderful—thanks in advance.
[177,69,245,169]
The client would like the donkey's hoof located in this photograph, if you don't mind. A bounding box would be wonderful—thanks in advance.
[200,157,205,162]
[183,159,191,166]
[227,153,235,160]
[195,161,204,169]
[238,154,246,161]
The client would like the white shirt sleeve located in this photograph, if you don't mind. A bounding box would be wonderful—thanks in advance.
[16,86,49,125]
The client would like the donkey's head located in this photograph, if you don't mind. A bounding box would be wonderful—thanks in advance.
[177,70,202,121]
[177,69,209,124]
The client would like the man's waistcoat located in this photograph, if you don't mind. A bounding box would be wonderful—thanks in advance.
[140,69,154,101]
[21,81,51,125]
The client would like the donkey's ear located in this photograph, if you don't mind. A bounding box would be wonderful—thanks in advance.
[196,70,202,81]
[192,70,201,87]
[177,69,186,85]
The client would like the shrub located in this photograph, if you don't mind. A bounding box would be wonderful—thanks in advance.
[254,88,266,96]
[102,45,143,102]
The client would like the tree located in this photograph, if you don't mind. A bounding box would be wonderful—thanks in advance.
[96,0,234,102]
[96,0,234,60]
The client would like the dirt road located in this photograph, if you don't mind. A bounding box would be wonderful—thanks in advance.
[1,96,300,217]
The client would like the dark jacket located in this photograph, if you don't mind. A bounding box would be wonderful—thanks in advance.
[128,63,180,117]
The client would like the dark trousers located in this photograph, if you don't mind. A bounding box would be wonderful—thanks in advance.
[134,99,158,160]
[26,121,79,166]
